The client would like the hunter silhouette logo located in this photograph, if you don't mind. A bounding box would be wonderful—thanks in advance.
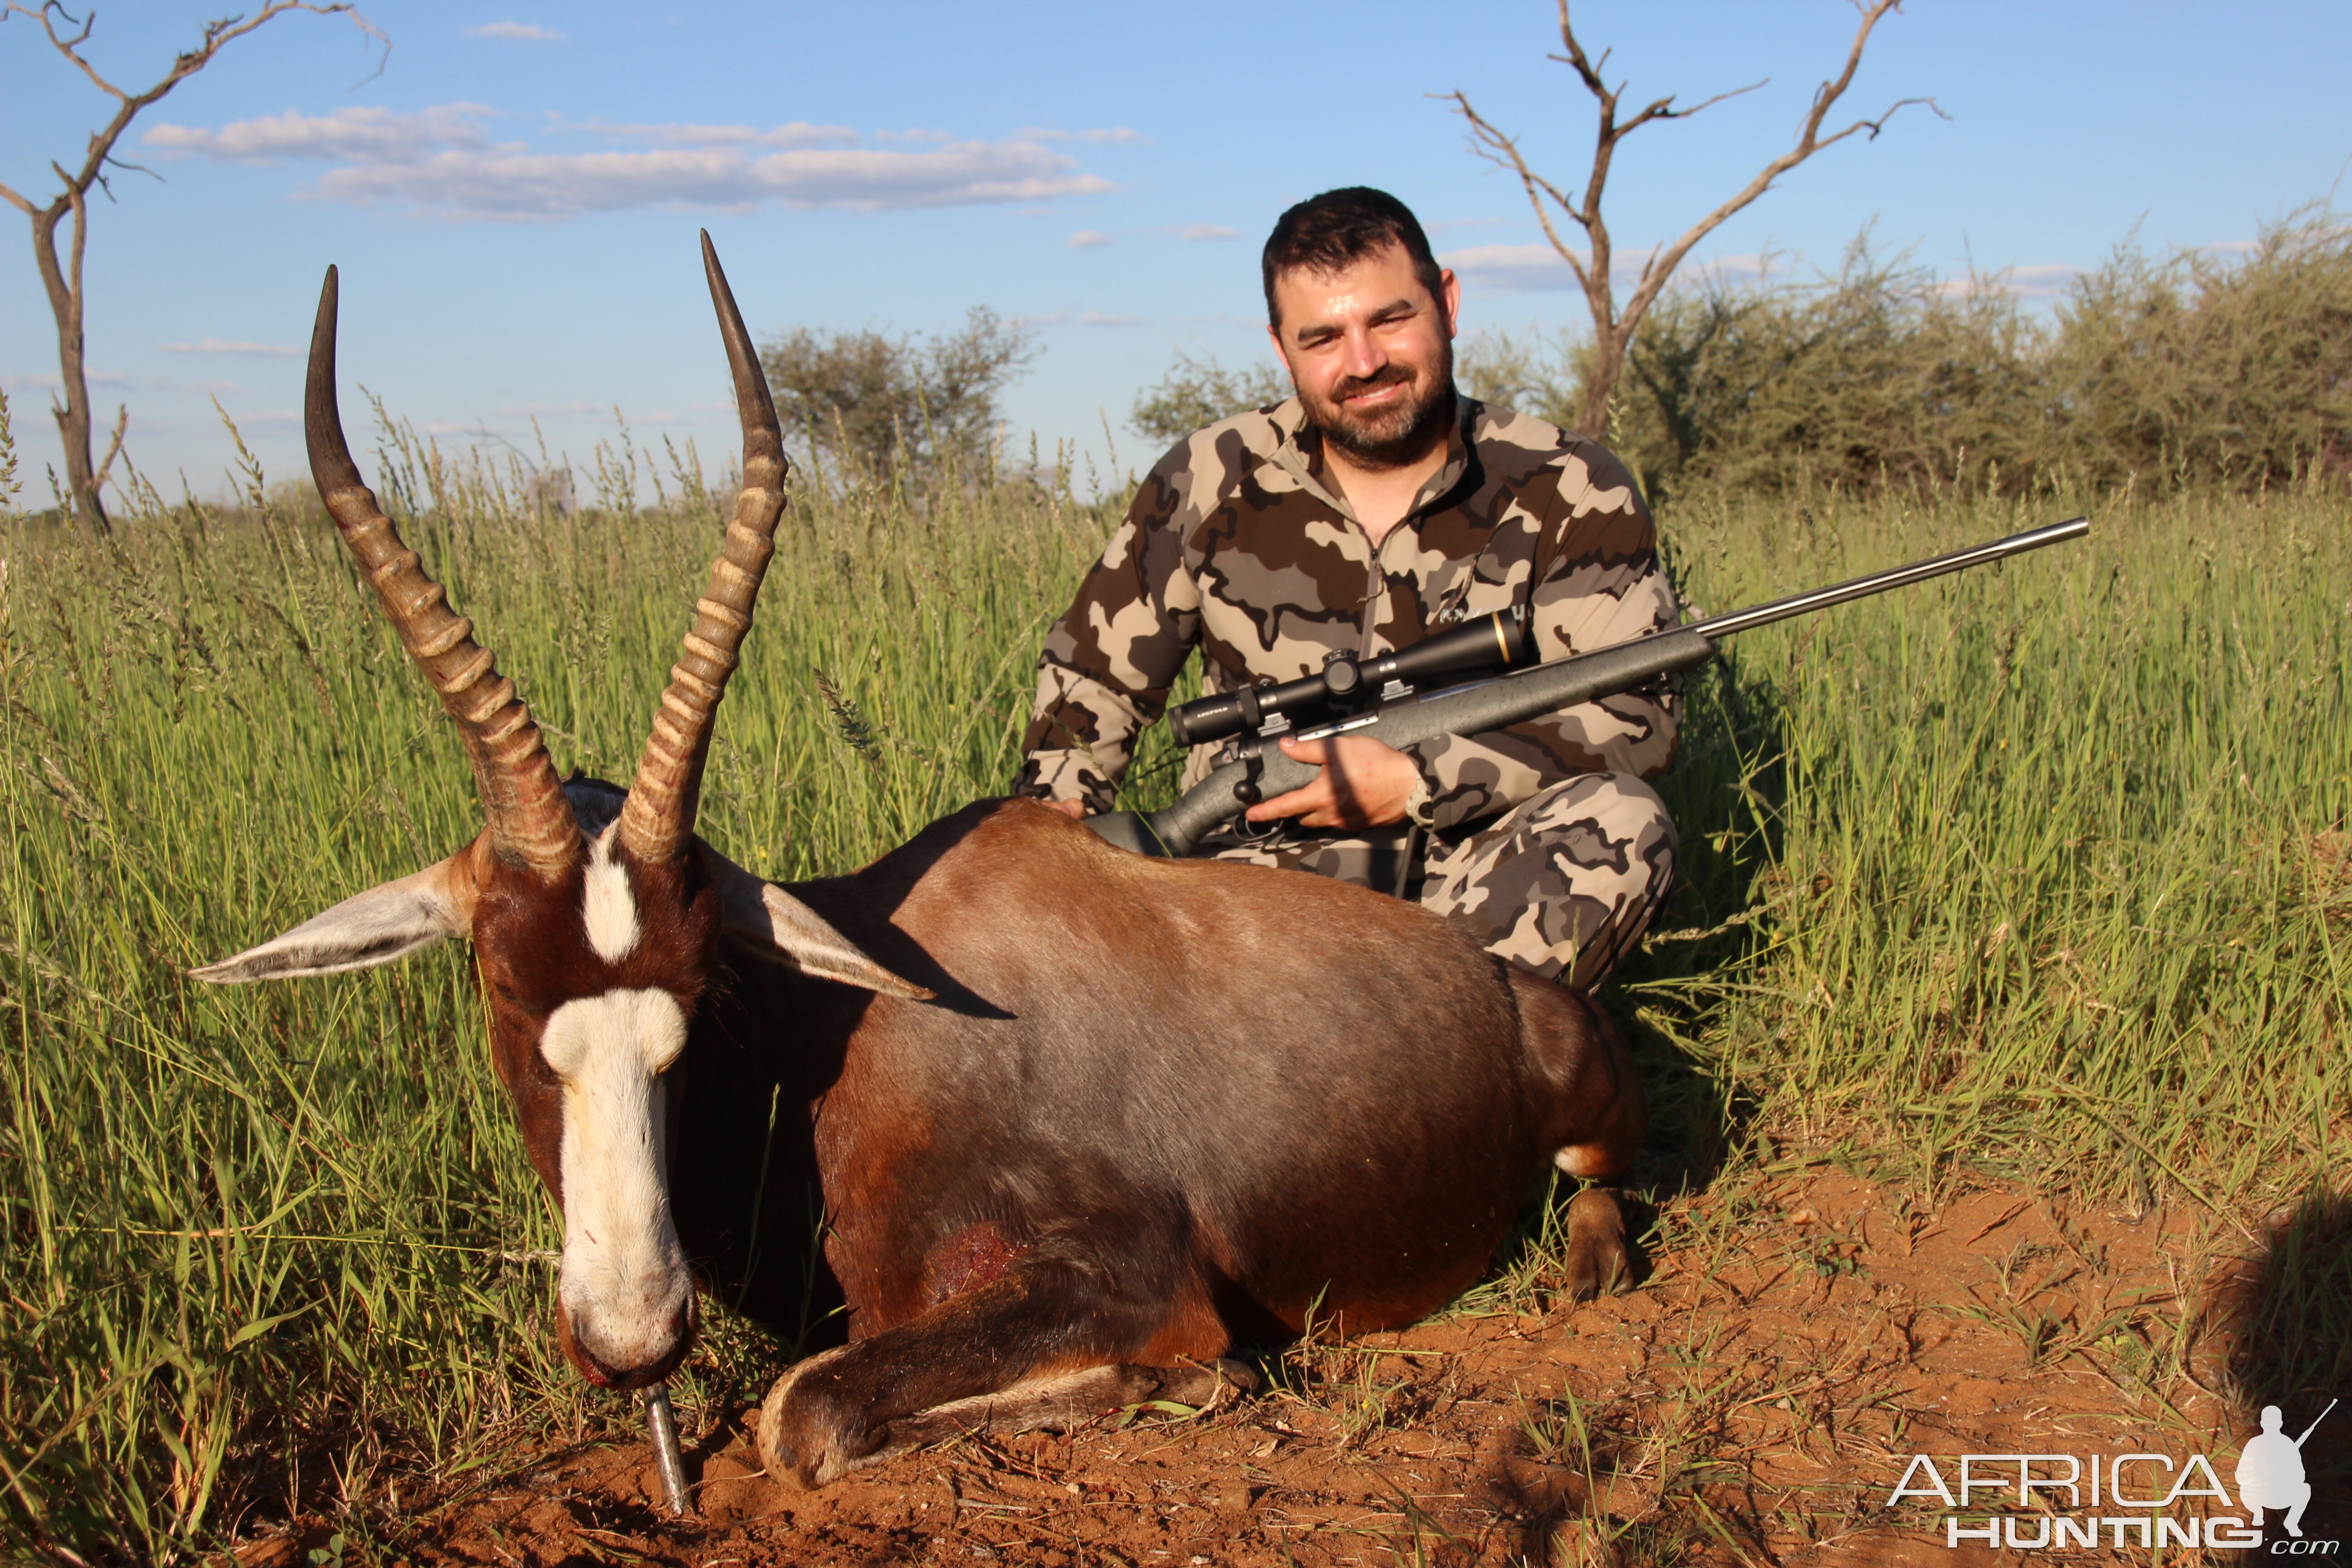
[2240,1400,2337,1539]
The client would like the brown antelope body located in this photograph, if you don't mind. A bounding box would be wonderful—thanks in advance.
[198,236,1645,1490]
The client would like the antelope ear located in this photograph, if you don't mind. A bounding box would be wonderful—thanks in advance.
[192,856,477,983]
[706,850,932,1001]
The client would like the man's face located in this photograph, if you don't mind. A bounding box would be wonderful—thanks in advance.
[1268,241,1460,469]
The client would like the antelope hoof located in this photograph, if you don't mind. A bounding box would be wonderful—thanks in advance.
[755,1354,1265,1490]
[756,1347,876,1490]
[1163,1356,1262,1411]
[1563,1187,1633,1303]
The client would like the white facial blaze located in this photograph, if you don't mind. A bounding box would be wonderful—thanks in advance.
[582,827,641,964]
[540,986,690,1375]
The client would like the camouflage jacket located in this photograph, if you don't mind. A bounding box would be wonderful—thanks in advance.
[1013,395,1681,834]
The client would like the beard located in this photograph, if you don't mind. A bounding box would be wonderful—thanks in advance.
[1301,339,1457,470]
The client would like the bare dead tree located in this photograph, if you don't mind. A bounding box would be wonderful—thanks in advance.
[1445,0,1939,438]
[0,2,385,534]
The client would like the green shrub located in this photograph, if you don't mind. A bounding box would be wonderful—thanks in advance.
[2047,208,2352,490]
[1604,240,2049,502]
[1471,209,2352,503]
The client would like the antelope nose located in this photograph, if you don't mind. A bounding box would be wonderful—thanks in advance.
[568,1300,693,1391]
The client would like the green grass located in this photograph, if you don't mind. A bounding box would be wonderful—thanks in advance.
[0,407,2342,1561]
[1627,482,2349,1210]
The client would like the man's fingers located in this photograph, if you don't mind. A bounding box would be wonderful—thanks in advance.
[1250,735,1330,821]
[1246,783,1326,823]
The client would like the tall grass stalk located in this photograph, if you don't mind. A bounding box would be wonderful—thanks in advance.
[0,407,2341,1559]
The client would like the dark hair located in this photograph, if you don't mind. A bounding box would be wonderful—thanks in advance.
[1262,187,1445,328]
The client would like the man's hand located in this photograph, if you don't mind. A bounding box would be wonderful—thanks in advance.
[1245,735,1421,830]
[1045,798,1088,821]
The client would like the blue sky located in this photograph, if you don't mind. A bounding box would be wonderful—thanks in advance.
[4,1,2349,501]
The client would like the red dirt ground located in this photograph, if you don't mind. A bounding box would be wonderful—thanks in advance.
[225,1171,2345,1567]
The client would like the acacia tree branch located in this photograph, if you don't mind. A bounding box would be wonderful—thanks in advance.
[1620,91,1937,324]
[1615,0,1937,329]
[1647,79,1770,123]
[5,2,388,204]
[2,0,387,532]
[1548,10,1608,97]
[32,1,117,97]
[1445,0,1930,435]
[103,152,164,187]
[1449,6,1770,336]
[92,403,127,490]
[57,163,86,337]
[1446,92,1594,297]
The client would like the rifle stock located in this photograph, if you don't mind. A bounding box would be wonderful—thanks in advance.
[1082,517,2087,858]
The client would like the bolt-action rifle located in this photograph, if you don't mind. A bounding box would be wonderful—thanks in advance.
[1082,517,2089,858]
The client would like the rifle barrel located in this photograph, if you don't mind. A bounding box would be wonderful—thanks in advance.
[1689,516,2087,640]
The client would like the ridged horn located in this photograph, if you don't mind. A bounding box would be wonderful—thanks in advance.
[616,233,790,865]
[306,266,580,881]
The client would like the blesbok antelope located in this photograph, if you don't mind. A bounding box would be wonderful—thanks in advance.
[196,235,1646,1490]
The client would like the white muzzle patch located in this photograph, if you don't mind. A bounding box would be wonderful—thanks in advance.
[540,985,691,1377]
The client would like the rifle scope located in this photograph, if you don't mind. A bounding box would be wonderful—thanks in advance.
[1166,607,1531,747]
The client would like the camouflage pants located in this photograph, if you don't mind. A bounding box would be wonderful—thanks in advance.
[1194,772,1677,992]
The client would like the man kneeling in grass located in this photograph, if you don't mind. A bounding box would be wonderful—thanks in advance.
[1015,186,1681,992]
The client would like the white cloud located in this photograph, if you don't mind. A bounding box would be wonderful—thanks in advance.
[156,339,302,358]
[143,106,1118,220]
[1,370,131,390]
[1937,262,2082,301]
[1441,243,1578,292]
[145,104,495,165]
[1166,224,1239,241]
[1442,242,1774,294]
[310,144,1116,218]
[1079,311,1139,326]
[1011,126,1149,145]
[1067,230,1114,249]
[549,118,857,149]
[466,21,565,41]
